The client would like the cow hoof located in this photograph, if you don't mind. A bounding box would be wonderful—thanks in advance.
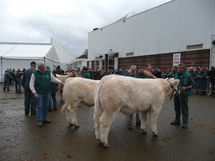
[103,144,110,148]
[75,125,80,128]
[153,132,159,137]
[141,130,147,134]
[69,123,74,126]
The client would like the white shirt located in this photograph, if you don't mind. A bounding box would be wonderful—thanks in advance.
[29,72,62,94]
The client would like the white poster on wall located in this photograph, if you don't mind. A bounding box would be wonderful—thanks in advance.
[210,34,215,67]
[173,53,181,66]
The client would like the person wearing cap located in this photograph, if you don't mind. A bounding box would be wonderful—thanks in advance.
[46,66,58,111]
[29,61,64,127]
[82,67,91,79]
[22,61,37,115]
[54,65,64,75]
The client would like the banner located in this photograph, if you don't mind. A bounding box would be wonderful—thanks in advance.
[173,53,181,66]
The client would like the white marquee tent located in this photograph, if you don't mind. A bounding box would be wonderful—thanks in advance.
[0,44,60,82]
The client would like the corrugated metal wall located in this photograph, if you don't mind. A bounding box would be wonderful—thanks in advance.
[88,0,215,66]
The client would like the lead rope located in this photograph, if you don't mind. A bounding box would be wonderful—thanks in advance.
[164,79,179,104]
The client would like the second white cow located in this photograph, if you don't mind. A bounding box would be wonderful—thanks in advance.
[61,77,100,128]
[94,75,180,147]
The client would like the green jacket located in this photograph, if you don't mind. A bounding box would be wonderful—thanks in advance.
[124,68,147,78]
[47,69,58,94]
[124,70,135,77]
[82,72,91,79]
[196,71,207,82]
[33,70,51,94]
[174,71,195,97]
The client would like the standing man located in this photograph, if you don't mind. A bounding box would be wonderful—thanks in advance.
[3,70,13,91]
[14,70,23,93]
[207,66,215,95]
[171,63,195,128]
[22,61,37,115]
[46,66,58,111]
[29,61,64,127]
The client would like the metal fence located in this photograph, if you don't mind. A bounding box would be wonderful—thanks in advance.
[193,77,215,96]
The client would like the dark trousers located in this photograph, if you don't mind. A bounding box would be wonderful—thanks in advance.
[24,88,37,114]
[174,95,189,125]
[3,80,10,91]
[15,78,21,93]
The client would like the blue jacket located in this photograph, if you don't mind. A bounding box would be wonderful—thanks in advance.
[4,72,13,81]
[22,68,36,89]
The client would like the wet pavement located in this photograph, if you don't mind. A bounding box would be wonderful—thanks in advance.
[0,84,215,161]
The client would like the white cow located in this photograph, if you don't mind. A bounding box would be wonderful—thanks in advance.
[61,77,100,128]
[94,75,180,147]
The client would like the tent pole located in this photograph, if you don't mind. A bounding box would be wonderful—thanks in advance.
[1,57,2,82]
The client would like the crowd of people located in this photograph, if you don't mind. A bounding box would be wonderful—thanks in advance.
[67,65,215,96]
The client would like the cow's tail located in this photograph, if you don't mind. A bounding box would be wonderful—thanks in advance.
[61,79,71,114]
[94,76,109,109]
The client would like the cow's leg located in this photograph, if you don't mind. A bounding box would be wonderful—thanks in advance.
[149,107,162,136]
[60,90,64,102]
[139,112,148,134]
[67,103,80,128]
[65,109,73,125]
[93,104,103,143]
[99,111,117,148]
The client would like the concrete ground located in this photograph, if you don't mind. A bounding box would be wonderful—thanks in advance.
[0,84,215,161]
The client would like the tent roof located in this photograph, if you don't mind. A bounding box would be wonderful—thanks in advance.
[0,44,54,59]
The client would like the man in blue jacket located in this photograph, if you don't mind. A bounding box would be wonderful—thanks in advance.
[22,61,37,115]
[3,70,13,91]
[171,63,195,128]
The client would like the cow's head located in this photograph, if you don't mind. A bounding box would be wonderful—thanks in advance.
[67,71,81,77]
[166,78,180,99]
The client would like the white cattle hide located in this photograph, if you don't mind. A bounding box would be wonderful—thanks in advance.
[93,75,180,147]
[61,77,100,128]
[56,72,81,102]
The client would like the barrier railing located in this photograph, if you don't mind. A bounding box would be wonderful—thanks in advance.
[193,77,215,96]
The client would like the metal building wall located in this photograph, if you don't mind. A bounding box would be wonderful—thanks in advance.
[88,0,215,63]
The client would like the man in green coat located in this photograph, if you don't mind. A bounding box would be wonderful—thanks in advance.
[29,62,64,127]
[46,66,58,111]
[171,63,195,129]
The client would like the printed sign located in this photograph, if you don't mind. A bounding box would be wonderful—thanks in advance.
[173,53,181,66]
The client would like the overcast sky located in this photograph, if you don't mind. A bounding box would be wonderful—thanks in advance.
[0,0,171,57]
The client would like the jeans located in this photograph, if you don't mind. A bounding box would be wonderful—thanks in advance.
[128,113,140,124]
[3,80,10,91]
[174,95,189,125]
[15,78,21,93]
[24,88,37,114]
[48,93,57,111]
[37,93,50,123]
